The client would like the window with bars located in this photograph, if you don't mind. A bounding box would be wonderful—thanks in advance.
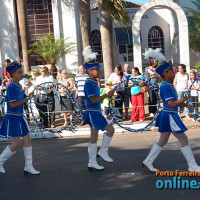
[119,44,133,62]
[148,26,164,54]
[16,0,54,66]
[91,30,103,63]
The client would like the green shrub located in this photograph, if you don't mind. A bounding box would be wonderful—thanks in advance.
[67,73,76,79]
[195,61,200,71]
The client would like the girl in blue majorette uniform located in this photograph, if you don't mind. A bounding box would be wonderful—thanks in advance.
[82,46,115,171]
[0,62,40,175]
[142,49,200,172]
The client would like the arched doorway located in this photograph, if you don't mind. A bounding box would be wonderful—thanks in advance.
[132,0,190,72]
[148,26,164,54]
[91,30,103,63]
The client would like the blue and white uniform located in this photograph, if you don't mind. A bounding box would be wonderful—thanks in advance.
[0,81,30,138]
[83,78,108,130]
[156,80,187,134]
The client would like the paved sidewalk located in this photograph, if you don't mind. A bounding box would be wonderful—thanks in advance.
[0,117,199,142]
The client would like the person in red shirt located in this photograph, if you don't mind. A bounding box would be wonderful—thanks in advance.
[3,59,12,87]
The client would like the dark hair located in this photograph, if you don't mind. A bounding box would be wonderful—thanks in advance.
[190,70,197,77]
[115,65,123,77]
[161,67,173,79]
[5,59,11,63]
[80,64,85,68]
[179,64,186,72]
[148,58,156,67]
[133,67,141,75]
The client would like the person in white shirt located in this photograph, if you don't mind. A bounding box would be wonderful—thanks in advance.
[188,70,200,119]
[174,64,189,119]
[20,75,32,122]
[108,65,127,118]
[75,65,89,126]
[35,66,55,128]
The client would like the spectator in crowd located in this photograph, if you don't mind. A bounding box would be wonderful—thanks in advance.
[57,69,62,81]
[58,70,74,126]
[123,63,132,120]
[102,81,117,119]
[0,77,6,122]
[188,70,200,121]
[31,70,40,85]
[75,65,89,126]
[168,61,177,74]
[3,59,12,87]
[20,74,32,122]
[174,64,190,119]
[49,65,58,82]
[0,77,6,94]
[35,66,55,128]
[129,67,145,122]
[147,58,160,117]
[108,65,127,118]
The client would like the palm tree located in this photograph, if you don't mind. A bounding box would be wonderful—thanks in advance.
[187,0,200,52]
[29,34,76,69]
[79,0,91,57]
[98,0,131,80]
[16,0,30,73]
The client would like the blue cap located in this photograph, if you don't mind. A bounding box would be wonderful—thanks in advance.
[155,61,172,76]
[83,59,101,71]
[6,62,22,74]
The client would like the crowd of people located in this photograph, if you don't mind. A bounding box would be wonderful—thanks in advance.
[0,59,199,127]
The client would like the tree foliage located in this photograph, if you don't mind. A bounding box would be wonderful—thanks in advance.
[101,0,131,27]
[29,34,76,66]
[187,0,200,52]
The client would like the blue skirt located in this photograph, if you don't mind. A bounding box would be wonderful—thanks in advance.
[156,110,188,134]
[0,114,30,138]
[83,110,108,131]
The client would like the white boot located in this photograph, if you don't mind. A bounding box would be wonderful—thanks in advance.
[88,143,104,171]
[180,145,200,172]
[142,143,162,172]
[0,146,16,174]
[23,146,40,175]
[97,134,113,162]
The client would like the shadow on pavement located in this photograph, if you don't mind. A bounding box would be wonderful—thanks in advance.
[0,135,200,200]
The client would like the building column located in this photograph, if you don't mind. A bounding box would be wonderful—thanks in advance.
[52,0,62,69]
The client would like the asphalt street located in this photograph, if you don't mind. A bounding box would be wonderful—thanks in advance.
[0,128,200,200]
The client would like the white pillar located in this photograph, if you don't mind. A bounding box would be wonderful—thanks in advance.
[52,0,62,69]
[132,14,142,73]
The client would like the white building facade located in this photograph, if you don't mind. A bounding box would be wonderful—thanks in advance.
[0,0,82,77]
[91,0,200,74]
[0,0,199,78]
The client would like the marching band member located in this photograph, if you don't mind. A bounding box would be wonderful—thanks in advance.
[83,46,115,171]
[0,62,40,175]
[142,49,200,173]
